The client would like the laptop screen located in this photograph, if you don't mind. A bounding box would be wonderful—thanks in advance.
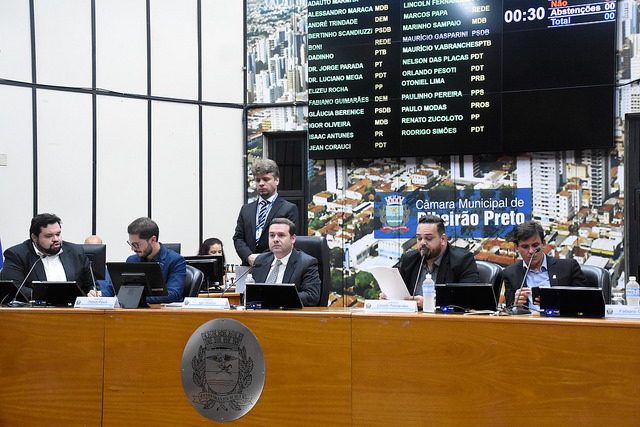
[31,281,85,307]
[435,283,497,313]
[245,283,303,310]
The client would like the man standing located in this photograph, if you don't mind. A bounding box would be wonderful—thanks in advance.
[393,214,479,309]
[101,217,186,303]
[503,220,588,310]
[233,159,298,266]
[251,218,321,306]
[0,213,94,300]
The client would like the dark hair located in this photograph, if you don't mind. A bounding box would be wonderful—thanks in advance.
[269,217,296,236]
[251,158,280,179]
[127,217,159,240]
[198,237,226,264]
[30,213,62,237]
[418,214,445,236]
[512,221,544,245]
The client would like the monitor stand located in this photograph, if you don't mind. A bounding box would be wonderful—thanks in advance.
[117,284,149,308]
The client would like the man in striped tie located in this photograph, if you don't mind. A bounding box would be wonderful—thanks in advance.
[233,159,298,266]
[250,218,321,306]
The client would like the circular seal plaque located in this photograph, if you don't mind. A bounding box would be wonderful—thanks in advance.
[181,318,265,422]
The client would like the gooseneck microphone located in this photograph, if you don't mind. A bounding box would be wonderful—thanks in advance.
[412,254,426,297]
[8,255,45,307]
[88,260,98,297]
[509,247,541,315]
[221,262,262,298]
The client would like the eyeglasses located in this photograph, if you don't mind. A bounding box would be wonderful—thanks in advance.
[127,240,146,249]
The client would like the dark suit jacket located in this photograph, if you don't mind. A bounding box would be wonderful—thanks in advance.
[503,254,589,306]
[252,248,321,306]
[233,195,298,265]
[398,244,479,295]
[0,240,93,300]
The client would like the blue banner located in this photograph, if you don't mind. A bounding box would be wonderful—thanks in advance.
[374,188,532,239]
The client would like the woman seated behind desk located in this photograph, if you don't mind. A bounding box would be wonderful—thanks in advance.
[198,238,227,289]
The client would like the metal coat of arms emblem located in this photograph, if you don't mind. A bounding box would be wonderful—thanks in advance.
[181,318,265,422]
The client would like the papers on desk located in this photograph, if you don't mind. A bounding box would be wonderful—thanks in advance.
[368,266,411,300]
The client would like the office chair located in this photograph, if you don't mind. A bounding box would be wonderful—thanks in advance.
[476,260,504,302]
[164,243,181,254]
[293,236,331,307]
[183,265,205,298]
[580,264,611,304]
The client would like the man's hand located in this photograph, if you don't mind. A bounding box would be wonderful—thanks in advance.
[247,253,259,266]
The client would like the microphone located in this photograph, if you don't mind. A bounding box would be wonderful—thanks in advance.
[88,260,98,297]
[8,255,45,307]
[221,262,262,298]
[509,247,541,315]
[412,254,426,296]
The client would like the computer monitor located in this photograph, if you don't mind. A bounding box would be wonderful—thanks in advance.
[31,281,86,307]
[183,255,224,289]
[106,262,168,308]
[0,280,21,306]
[80,243,107,281]
[435,283,497,313]
[245,283,303,310]
[539,286,605,318]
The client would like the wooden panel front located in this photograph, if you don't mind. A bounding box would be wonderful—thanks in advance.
[102,309,351,426]
[0,309,105,426]
[352,313,640,427]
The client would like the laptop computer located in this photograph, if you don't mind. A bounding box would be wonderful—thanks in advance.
[539,286,605,318]
[0,280,21,306]
[245,283,303,310]
[435,283,497,313]
[31,281,86,307]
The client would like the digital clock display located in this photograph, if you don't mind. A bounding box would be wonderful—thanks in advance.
[307,0,616,159]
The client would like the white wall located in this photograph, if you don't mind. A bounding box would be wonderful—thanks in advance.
[0,0,245,265]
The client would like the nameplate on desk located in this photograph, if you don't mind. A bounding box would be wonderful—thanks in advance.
[364,299,418,313]
[605,304,640,319]
[183,297,230,310]
[74,297,120,309]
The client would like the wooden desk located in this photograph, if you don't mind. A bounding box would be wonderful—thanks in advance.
[0,308,105,426]
[2,308,640,426]
[102,309,352,426]
[351,312,640,427]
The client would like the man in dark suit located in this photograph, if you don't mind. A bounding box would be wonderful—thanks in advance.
[0,213,94,300]
[233,159,298,266]
[503,220,589,309]
[251,218,320,306]
[386,214,479,309]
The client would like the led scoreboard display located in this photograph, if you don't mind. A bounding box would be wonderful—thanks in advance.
[307,0,617,159]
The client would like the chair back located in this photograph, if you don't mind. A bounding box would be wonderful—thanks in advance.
[476,260,504,301]
[164,243,181,254]
[183,264,205,298]
[294,236,331,307]
[580,264,611,303]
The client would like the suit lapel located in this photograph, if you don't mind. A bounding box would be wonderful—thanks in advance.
[546,256,559,286]
[282,250,297,283]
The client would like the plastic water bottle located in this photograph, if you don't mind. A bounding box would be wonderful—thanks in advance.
[238,273,254,294]
[422,273,436,313]
[625,276,640,305]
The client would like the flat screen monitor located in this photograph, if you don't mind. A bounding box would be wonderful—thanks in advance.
[184,255,224,289]
[0,280,21,306]
[539,286,604,318]
[80,243,107,281]
[31,281,86,307]
[106,262,168,298]
[245,283,303,310]
[435,283,497,313]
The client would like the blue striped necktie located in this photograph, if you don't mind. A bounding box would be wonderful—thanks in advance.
[256,199,269,236]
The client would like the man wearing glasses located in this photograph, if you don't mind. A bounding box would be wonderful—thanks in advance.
[101,217,186,303]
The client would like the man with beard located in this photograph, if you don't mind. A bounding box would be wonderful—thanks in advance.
[1,213,95,300]
[233,159,298,266]
[382,214,479,309]
[100,217,186,303]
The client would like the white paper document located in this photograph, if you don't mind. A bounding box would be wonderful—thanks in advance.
[368,266,411,300]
